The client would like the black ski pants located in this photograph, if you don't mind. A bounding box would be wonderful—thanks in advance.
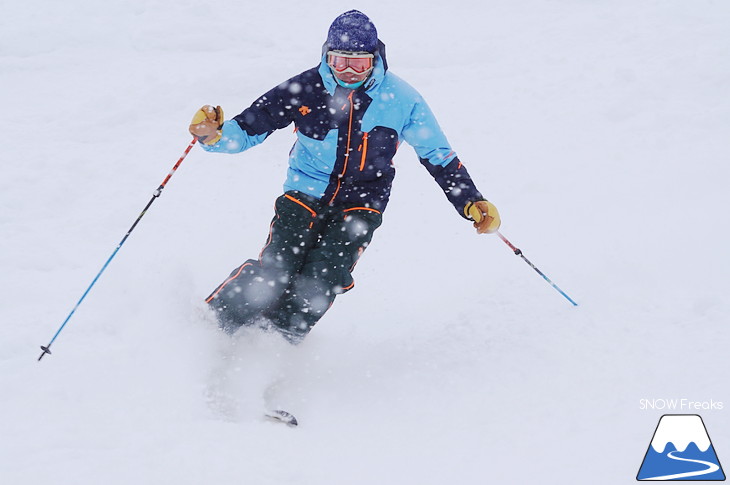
[206,191,382,342]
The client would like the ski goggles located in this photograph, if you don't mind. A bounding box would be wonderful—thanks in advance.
[327,50,375,74]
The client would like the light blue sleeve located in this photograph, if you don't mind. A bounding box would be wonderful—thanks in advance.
[199,120,269,154]
[401,98,456,167]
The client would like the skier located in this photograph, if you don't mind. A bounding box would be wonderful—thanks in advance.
[190,10,501,343]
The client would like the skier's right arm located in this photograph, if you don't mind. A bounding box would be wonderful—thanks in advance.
[189,83,297,154]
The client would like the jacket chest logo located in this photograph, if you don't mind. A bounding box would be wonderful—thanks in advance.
[298,106,312,116]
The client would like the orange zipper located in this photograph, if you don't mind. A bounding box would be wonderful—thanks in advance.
[284,194,317,217]
[343,206,381,215]
[206,262,253,303]
[359,132,369,171]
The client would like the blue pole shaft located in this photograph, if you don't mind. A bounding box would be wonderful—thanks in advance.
[497,231,578,307]
[38,138,197,361]
[46,245,123,348]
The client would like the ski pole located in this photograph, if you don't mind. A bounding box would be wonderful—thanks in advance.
[496,231,578,306]
[37,138,198,361]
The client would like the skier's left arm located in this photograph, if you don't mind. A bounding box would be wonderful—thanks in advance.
[402,97,501,233]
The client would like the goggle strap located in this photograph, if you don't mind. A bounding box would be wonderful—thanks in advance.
[327,51,375,59]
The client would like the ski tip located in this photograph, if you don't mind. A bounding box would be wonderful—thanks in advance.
[265,409,298,427]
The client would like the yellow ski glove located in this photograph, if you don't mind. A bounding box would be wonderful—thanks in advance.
[189,105,223,145]
[464,200,501,234]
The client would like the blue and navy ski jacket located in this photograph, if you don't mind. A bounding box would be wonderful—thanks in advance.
[201,42,483,216]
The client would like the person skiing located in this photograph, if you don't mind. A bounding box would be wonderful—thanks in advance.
[189,10,501,343]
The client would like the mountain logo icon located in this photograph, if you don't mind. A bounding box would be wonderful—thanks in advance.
[637,414,725,481]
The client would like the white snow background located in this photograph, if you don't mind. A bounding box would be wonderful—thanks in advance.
[1,0,729,483]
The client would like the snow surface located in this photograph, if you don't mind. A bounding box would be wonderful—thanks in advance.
[1,1,729,484]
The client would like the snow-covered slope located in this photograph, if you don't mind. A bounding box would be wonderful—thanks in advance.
[1,1,729,484]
